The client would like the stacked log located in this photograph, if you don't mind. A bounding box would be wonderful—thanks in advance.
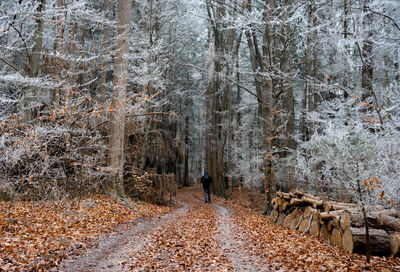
[270,191,400,257]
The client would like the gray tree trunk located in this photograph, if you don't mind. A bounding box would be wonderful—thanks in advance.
[261,0,275,214]
[98,0,110,97]
[361,0,373,101]
[24,0,46,122]
[184,116,190,186]
[108,0,131,197]
[54,0,64,105]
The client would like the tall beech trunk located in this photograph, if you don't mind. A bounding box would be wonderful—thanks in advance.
[245,1,263,116]
[206,0,236,197]
[205,26,212,175]
[108,0,131,197]
[361,0,373,102]
[99,0,110,97]
[235,57,242,203]
[76,20,86,86]
[382,15,391,110]
[54,0,64,105]
[183,116,190,186]
[306,2,314,136]
[68,10,77,86]
[343,0,350,91]
[24,0,45,122]
[281,0,296,191]
[262,0,275,214]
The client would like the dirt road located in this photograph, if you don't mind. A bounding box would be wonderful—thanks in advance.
[57,186,399,272]
[57,187,269,271]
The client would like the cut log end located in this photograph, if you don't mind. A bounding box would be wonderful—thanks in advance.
[343,227,391,256]
[342,228,354,253]
[330,228,342,248]
[319,224,330,241]
[270,209,279,223]
[390,233,400,256]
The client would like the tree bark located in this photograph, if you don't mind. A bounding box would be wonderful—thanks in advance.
[54,0,64,105]
[183,116,190,186]
[361,0,373,101]
[76,19,86,86]
[98,0,110,97]
[262,0,276,214]
[343,0,350,92]
[24,0,46,122]
[305,1,314,136]
[108,0,131,197]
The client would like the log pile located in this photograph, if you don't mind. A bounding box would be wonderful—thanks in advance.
[270,191,400,257]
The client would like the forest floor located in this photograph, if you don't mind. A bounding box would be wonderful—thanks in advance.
[1,186,400,271]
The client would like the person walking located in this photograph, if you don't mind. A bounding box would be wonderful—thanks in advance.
[201,171,213,203]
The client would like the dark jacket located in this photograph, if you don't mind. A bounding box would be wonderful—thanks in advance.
[201,172,213,189]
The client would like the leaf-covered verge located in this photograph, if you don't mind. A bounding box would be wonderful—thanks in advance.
[215,195,400,272]
[2,186,399,271]
[0,197,174,271]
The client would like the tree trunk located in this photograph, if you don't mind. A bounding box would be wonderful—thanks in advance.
[98,0,110,97]
[361,0,373,101]
[261,0,276,214]
[280,0,296,192]
[305,1,314,136]
[343,0,350,92]
[54,0,64,105]
[245,29,263,115]
[108,0,131,197]
[24,0,46,122]
[183,116,190,186]
[76,19,86,86]
[235,56,242,203]
[68,10,77,85]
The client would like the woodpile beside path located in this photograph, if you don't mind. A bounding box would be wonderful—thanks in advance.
[270,191,400,257]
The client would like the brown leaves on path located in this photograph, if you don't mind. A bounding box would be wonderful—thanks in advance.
[0,196,173,271]
[127,187,232,271]
[2,186,399,271]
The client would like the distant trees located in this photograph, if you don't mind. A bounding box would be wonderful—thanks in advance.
[0,0,201,201]
[0,0,399,209]
[200,0,400,211]
[295,0,400,206]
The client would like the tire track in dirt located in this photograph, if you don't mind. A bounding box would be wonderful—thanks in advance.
[126,190,232,271]
[57,202,190,272]
[215,204,271,271]
[57,187,272,271]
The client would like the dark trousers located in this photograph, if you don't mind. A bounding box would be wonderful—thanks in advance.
[203,187,211,203]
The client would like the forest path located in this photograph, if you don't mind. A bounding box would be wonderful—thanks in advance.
[57,186,270,271]
[57,186,399,272]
